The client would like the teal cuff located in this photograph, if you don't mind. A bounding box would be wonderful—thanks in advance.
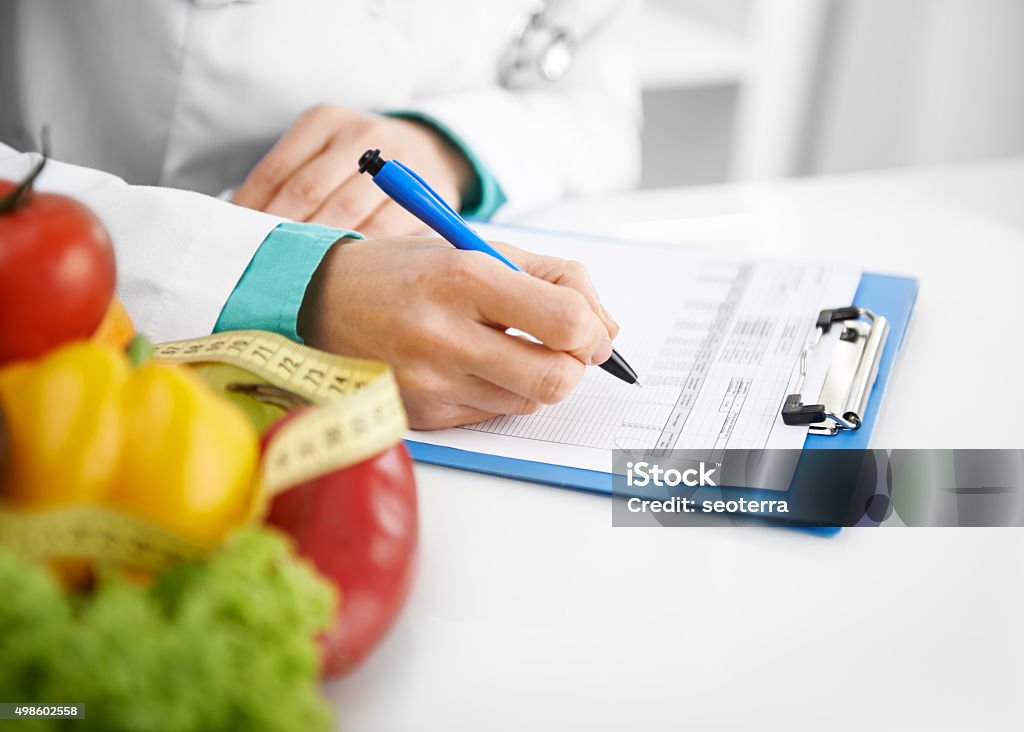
[214,222,362,342]
[385,111,507,221]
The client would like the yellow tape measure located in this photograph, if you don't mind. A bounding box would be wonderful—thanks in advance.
[153,330,408,495]
[0,504,209,571]
[153,330,387,403]
[0,330,409,571]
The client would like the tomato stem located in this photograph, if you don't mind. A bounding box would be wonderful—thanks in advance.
[0,126,51,214]
[127,335,156,367]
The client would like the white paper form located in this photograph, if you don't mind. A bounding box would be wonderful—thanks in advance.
[410,225,862,474]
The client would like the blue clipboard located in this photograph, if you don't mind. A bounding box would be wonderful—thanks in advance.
[405,271,918,526]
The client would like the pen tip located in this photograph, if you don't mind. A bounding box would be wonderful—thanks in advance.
[634,380,643,388]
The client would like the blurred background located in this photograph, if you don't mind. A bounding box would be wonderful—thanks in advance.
[633,0,1024,188]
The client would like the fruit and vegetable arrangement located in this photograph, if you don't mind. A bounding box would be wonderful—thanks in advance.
[0,152,418,729]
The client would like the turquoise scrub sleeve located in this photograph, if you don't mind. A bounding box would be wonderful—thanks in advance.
[385,111,507,221]
[213,222,362,342]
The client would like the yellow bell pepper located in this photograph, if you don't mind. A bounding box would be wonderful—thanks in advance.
[0,342,258,546]
[0,341,129,507]
[107,363,259,544]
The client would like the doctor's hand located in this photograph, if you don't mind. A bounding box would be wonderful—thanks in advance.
[233,105,473,237]
[297,237,620,430]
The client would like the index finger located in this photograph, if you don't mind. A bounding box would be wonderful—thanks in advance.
[492,242,620,339]
[232,114,336,211]
[465,254,610,366]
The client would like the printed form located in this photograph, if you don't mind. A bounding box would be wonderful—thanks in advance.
[409,225,862,474]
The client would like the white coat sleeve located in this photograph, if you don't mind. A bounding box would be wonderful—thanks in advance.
[0,142,282,343]
[401,0,642,219]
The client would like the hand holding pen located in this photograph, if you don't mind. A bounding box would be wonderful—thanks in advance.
[298,235,622,430]
[293,150,635,430]
[358,149,639,386]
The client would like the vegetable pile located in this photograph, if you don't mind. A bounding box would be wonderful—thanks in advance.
[0,341,258,547]
[0,529,335,732]
[0,141,420,728]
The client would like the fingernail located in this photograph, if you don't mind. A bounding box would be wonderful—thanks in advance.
[590,336,613,366]
[602,305,619,330]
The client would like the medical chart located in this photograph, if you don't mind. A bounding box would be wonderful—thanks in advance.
[409,225,862,474]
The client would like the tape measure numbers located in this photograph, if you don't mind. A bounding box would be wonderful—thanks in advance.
[153,330,387,403]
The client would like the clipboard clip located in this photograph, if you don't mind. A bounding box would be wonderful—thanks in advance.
[782,307,889,436]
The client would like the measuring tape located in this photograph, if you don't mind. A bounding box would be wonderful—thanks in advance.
[0,504,209,570]
[153,330,408,495]
[0,330,409,571]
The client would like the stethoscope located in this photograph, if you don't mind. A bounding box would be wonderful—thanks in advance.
[499,1,576,86]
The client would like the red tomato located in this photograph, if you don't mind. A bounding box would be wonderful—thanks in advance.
[262,413,419,676]
[0,177,116,364]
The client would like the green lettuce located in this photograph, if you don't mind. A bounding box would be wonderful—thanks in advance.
[0,528,336,731]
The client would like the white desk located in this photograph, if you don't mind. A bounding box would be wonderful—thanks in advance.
[326,160,1024,731]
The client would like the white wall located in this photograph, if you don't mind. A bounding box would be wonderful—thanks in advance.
[636,0,1024,188]
[811,0,1024,174]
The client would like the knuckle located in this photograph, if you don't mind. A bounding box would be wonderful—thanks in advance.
[322,195,357,221]
[397,367,439,402]
[304,103,336,121]
[512,398,542,415]
[444,251,489,286]
[404,382,478,430]
[405,400,454,430]
[285,175,327,207]
[391,307,415,335]
[417,319,454,355]
[352,113,375,134]
[397,313,470,370]
[534,358,578,404]
[441,253,471,278]
[564,259,588,280]
[553,290,594,345]
[248,162,284,192]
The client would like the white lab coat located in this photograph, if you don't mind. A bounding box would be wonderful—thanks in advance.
[0,0,639,342]
[0,142,283,343]
[0,0,640,209]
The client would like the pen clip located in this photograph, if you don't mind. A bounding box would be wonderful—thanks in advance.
[393,160,468,223]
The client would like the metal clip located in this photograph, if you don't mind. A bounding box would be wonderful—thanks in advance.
[782,307,889,435]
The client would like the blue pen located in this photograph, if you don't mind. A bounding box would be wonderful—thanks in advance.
[358,148,639,386]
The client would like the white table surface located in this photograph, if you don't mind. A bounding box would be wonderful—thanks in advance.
[326,160,1024,731]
